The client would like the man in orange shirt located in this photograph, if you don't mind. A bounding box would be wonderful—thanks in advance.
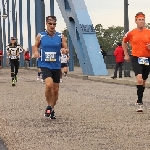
[122,12,150,112]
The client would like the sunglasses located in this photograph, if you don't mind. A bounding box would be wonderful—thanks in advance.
[47,22,56,26]
[11,39,16,40]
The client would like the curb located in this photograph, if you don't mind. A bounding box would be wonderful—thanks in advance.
[66,74,150,88]
[67,74,137,86]
[28,68,150,88]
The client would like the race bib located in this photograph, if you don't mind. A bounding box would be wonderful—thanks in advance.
[10,49,17,59]
[45,52,56,62]
[61,54,68,63]
[11,56,17,59]
[138,57,149,65]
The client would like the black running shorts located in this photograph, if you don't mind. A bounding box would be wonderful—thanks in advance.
[132,56,150,80]
[40,67,60,83]
[61,63,68,68]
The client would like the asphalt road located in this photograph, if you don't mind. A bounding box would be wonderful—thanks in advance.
[0,69,150,150]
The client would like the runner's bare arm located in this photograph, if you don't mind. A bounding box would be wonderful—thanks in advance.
[147,43,150,50]
[122,41,129,56]
[17,52,20,56]
[32,34,41,58]
[34,34,41,52]
[67,55,70,60]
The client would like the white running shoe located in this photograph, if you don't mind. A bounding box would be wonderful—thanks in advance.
[37,77,40,81]
[60,79,63,82]
[41,79,45,83]
[64,73,67,77]
[136,103,144,112]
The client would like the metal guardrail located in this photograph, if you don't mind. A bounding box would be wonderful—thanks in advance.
[105,55,132,70]
[73,54,133,70]
[0,54,132,70]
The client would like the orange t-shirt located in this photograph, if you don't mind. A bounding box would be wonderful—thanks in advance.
[123,28,150,57]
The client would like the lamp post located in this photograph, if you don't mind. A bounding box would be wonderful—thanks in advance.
[124,0,131,77]
[27,0,32,66]
[0,15,4,67]
[2,0,8,67]
[19,0,24,67]
[0,10,3,58]
[50,0,54,16]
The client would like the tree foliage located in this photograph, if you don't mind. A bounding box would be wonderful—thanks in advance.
[145,23,150,29]
[95,24,124,51]
[61,28,68,37]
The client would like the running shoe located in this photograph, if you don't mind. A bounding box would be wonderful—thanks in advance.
[50,110,56,119]
[136,103,144,112]
[111,76,117,79]
[60,79,63,82]
[44,105,52,117]
[64,73,67,77]
[41,79,45,83]
[12,79,15,86]
[37,76,40,80]
[15,75,17,82]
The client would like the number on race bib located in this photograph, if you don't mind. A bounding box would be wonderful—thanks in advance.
[11,56,17,59]
[10,49,18,59]
[45,52,56,62]
[138,57,149,65]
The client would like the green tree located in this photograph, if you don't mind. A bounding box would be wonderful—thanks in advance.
[103,26,124,51]
[95,24,105,48]
[61,28,68,37]
[95,25,124,52]
[145,23,150,29]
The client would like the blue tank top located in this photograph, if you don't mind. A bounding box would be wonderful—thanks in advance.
[38,31,62,69]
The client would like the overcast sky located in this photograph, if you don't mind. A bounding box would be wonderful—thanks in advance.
[0,0,150,49]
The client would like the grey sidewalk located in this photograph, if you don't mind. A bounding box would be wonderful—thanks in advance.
[30,66,150,87]
[68,67,150,87]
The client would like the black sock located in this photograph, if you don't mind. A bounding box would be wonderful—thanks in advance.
[11,72,14,77]
[38,72,41,77]
[137,85,143,103]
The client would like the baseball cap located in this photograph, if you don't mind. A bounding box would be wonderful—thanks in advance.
[11,37,16,40]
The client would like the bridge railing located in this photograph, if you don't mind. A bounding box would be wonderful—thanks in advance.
[0,54,132,70]
[73,54,133,70]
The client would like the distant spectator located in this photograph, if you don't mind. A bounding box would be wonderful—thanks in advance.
[100,45,107,59]
[111,42,124,79]
[0,50,3,69]
[24,49,30,69]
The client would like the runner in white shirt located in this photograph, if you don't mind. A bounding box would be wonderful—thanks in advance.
[6,37,24,86]
[60,48,70,82]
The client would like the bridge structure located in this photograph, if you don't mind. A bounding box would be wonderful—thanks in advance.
[0,0,110,76]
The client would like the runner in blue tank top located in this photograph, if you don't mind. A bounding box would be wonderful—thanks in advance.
[33,16,69,119]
